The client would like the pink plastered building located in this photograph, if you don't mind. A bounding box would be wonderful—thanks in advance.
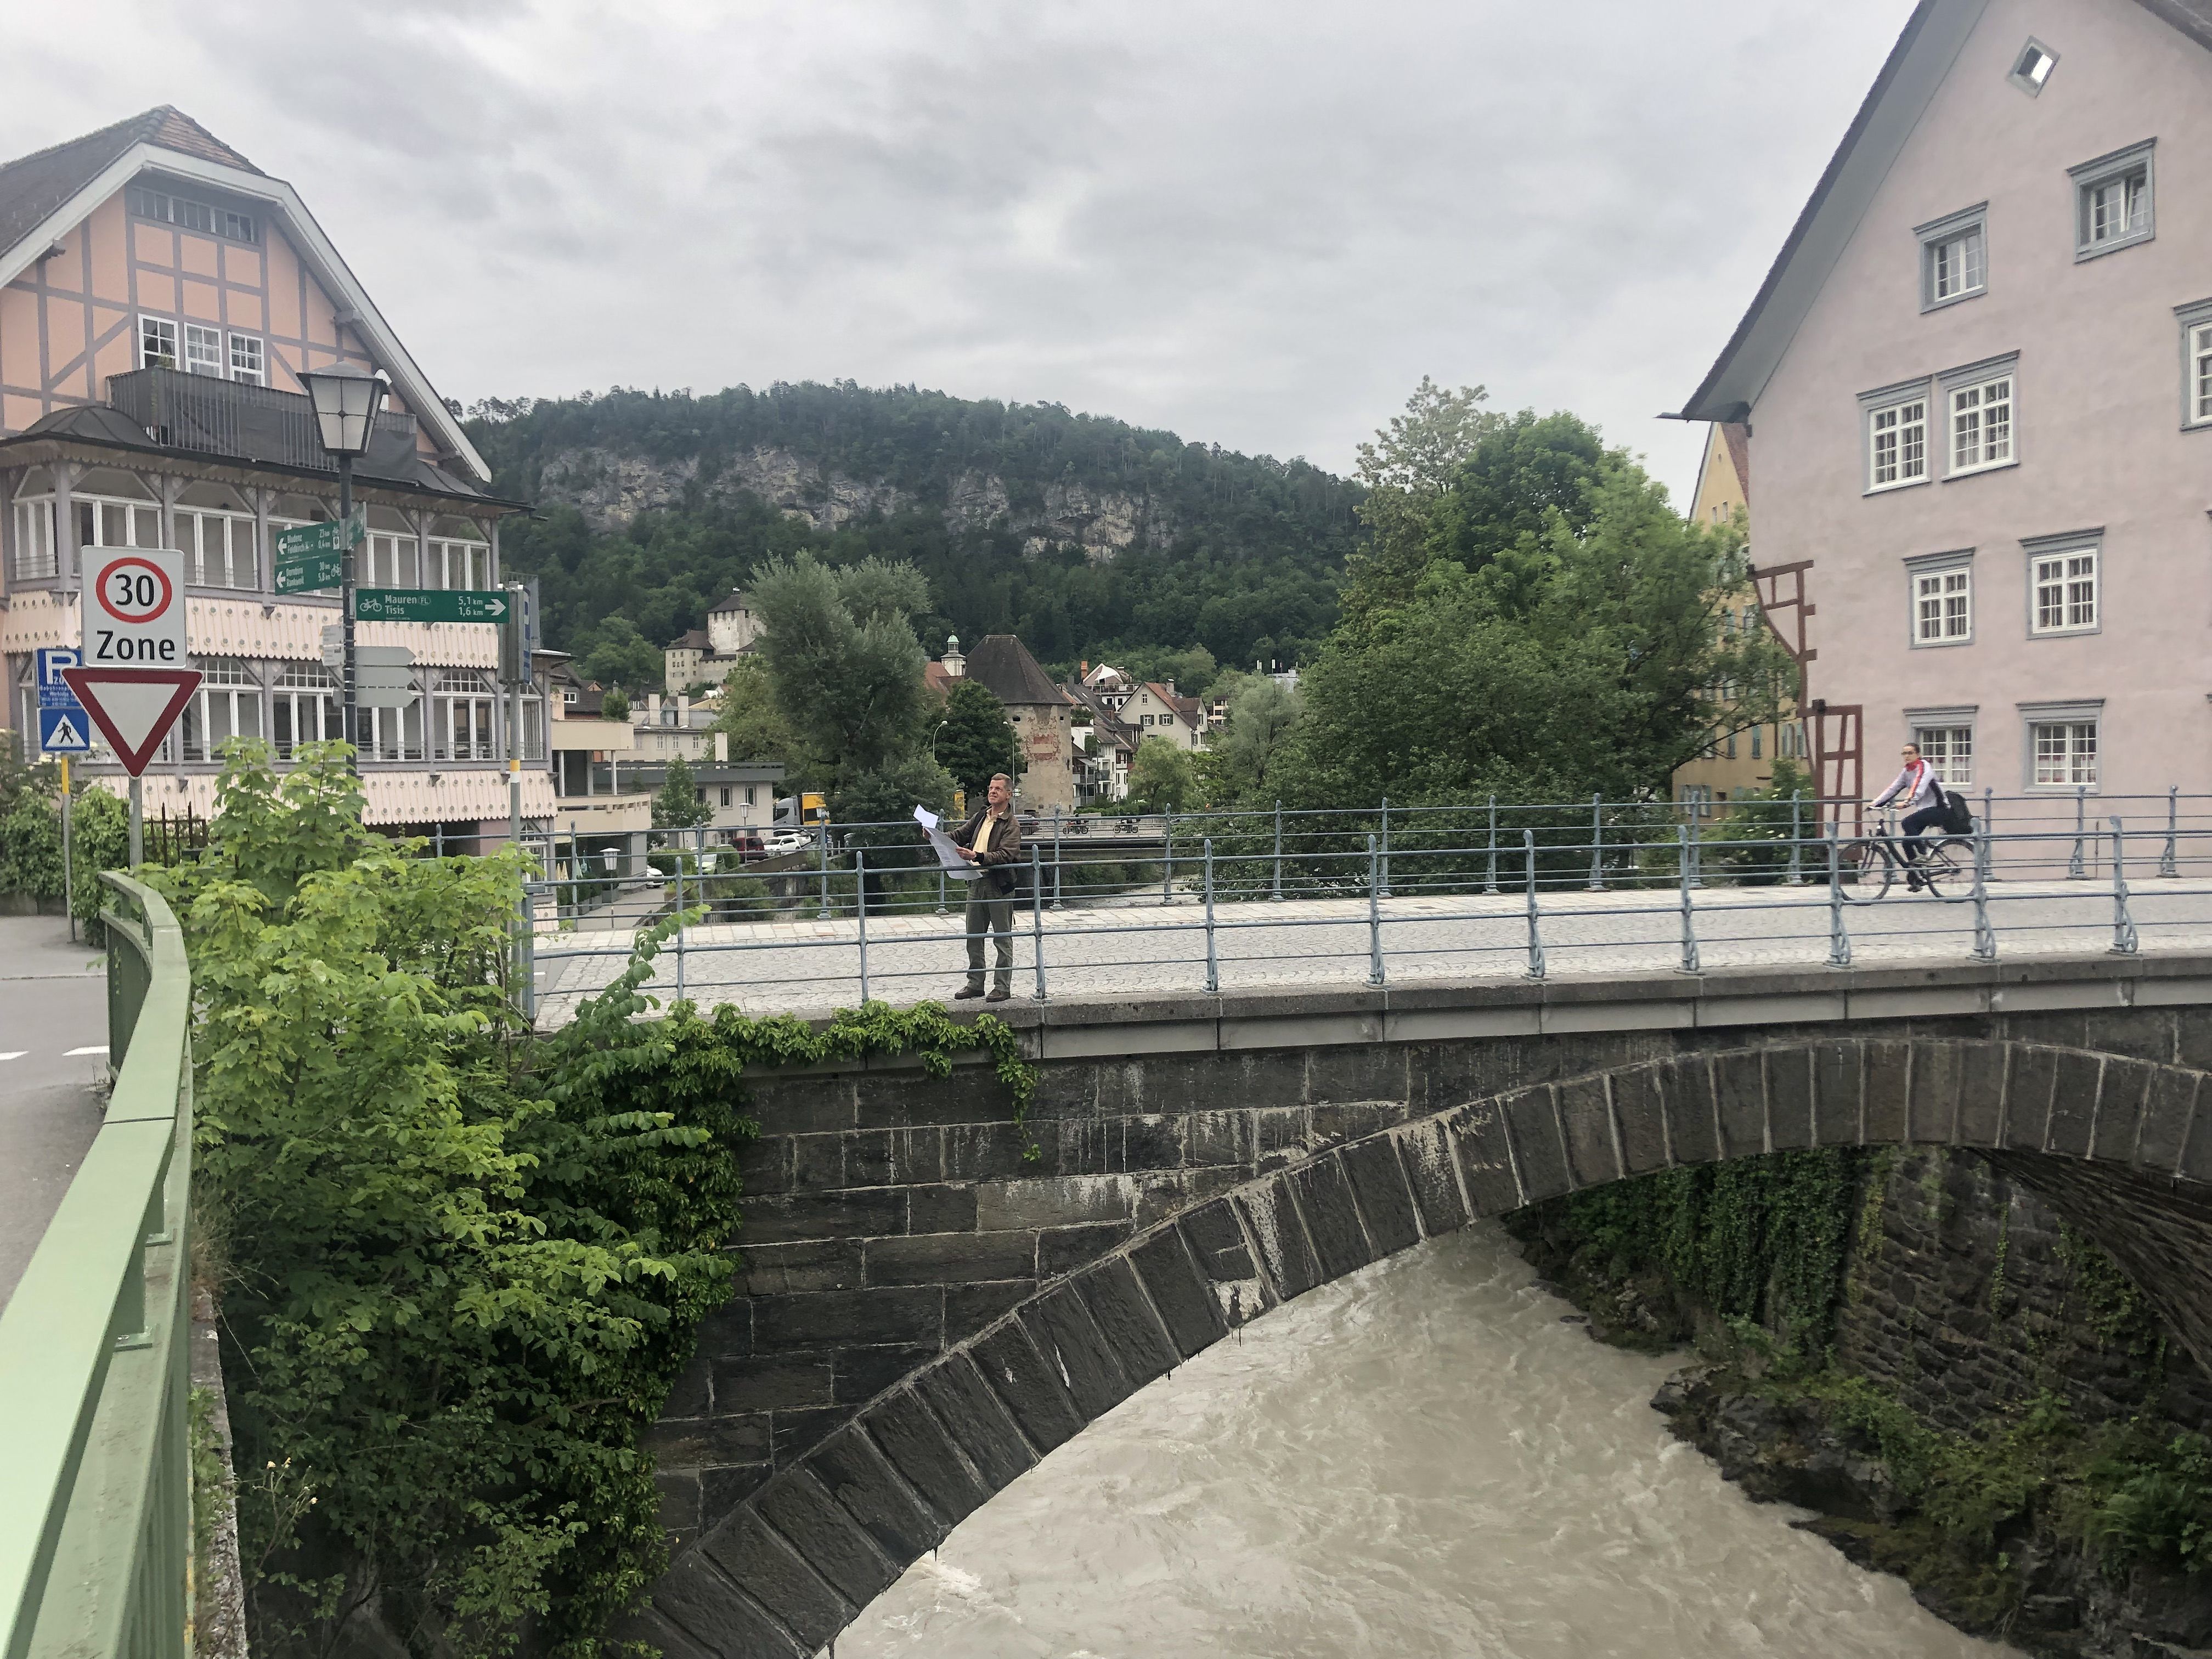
[1681,0,2212,829]
[0,107,551,838]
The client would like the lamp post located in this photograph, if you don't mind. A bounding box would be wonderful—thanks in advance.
[297,362,388,772]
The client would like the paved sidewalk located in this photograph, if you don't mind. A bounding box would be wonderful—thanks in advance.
[0,912,109,1310]
[532,876,2212,1025]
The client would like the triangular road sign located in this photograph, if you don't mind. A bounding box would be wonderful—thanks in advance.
[59,667,201,777]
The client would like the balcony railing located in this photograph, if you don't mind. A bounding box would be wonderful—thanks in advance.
[108,365,421,477]
[0,872,194,1659]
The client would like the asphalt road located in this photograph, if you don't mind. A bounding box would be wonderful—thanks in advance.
[0,912,109,1311]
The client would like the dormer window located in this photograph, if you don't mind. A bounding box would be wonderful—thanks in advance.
[2008,40,2057,95]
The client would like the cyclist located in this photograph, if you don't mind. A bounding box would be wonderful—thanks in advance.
[1869,742,1944,890]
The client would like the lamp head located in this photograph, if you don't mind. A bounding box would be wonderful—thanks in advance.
[297,360,389,458]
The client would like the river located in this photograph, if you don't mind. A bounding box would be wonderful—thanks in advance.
[836,1224,2013,1658]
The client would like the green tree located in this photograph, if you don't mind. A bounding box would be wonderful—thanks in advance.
[1200,673,1304,808]
[1701,758,1814,884]
[751,552,931,783]
[1336,378,1493,637]
[713,657,810,777]
[1282,436,1792,807]
[1127,735,1197,813]
[0,731,62,899]
[652,751,713,828]
[599,686,629,723]
[935,678,1015,798]
[831,753,958,911]
[575,615,662,692]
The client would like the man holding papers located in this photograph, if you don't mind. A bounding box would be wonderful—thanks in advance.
[949,773,1025,1001]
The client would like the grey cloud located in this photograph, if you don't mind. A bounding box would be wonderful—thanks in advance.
[0,0,1915,500]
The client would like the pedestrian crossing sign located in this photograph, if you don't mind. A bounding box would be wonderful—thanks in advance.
[38,706,91,754]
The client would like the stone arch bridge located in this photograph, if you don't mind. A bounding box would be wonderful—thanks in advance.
[628,956,2212,1659]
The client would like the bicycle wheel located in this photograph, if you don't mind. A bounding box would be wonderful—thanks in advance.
[1925,838,1978,889]
[1841,840,1893,898]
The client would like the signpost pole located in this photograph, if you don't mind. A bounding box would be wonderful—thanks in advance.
[59,757,72,941]
[127,775,143,870]
[338,453,359,774]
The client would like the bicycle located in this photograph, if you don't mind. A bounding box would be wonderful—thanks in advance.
[1839,812,1977,900]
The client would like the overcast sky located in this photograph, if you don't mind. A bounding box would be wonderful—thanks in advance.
[4,0,1915,504]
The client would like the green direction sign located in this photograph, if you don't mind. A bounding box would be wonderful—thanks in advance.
[274,549,342,594]
[354,588,511,624]
[274,513,362,561]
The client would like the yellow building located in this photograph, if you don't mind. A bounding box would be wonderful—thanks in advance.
[1670,421,1807,816]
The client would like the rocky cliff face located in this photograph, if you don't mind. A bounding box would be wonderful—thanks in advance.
[537,446,1173,561]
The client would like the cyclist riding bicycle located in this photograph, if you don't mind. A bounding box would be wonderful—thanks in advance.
[1869,742,1944,891]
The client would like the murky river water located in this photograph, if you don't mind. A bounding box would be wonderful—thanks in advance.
[837,1225,2013,1659]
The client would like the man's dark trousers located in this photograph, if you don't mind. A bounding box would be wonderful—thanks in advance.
[1899,803,1944,864]
[964,891,1014,993]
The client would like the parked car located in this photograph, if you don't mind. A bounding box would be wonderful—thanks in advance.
[726,829,765,857]
[762,830,813,858]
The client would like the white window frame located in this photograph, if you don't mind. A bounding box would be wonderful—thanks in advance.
[360,698,425,763]
[364,528,422,588]
[1862,382,1931,494]
[1945,368,2015,477]
[1906,711,1976,787]
[1916,204,1987,312]
[2021,702,2101,790]
[2008,39,2057,97]
[435,670,497,761]
[1906,552,1974,647]
[228,332,265,386]
[180,659,263,762]
[138,314,178,370]
[183,323,222,377]
[272,663,340,759]
[178,504,257,590]
[2025,537,2100,637]
[2177,299,2212,431]
[10,477,57,582]
[2071,140,2155,262]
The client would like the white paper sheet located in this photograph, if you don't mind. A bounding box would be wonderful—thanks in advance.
[916,803,983,877]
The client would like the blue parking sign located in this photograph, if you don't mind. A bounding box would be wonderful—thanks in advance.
[38,705,91,753]
[36,647,81,706]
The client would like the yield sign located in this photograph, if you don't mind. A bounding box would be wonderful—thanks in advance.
[59,667,201,777]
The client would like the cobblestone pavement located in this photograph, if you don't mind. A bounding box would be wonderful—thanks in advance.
[529,874,2212,1026]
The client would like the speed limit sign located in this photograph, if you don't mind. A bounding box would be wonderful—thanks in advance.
[84,547,187,665]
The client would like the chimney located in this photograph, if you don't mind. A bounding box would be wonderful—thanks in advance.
[648,692,662,724]
[1081,659,1089,676]
[678,694,691,725]
[714,731,729,763]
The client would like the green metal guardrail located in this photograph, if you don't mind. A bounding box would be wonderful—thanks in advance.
[0,872,193,1659]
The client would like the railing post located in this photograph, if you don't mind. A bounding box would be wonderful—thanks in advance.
[1051,810,1063,909]
[1688,815,1705,889]
[1378,797,1392,899]
[1162,811,1175,905]
[1367,833,1385,987]
[2162,785,2180,878]
[1522,828,1545,980]
[2110,816,2140,956]
[1676,823,1700,974]
[1272,799,1284,901]
[1787,792,1804,884]
[674,847,686,1003]
[1587,793,1606,891]
[1826,820,1852,968]
[856,848,871,1001]
[936,862,948,916]
[1204,837,1220,992]
[1030,846,1048,1000]
[1484,795,1499,894]
[1982,789,1994,879]
[2069,786,2087,879]
[817,820,833,918]
[1971,823,1996,961]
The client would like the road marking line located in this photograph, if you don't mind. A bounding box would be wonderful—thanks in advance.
[0,1051,24,1062]
[64,1045,109,1056]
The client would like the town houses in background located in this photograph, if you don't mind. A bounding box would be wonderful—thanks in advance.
[0,106,550,843]
[1680,0,2212,817]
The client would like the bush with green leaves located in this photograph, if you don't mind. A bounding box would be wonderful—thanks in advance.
[159,740,1035,1659]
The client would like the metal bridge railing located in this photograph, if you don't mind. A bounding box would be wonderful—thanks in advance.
[513,792,2212,1018]
[0,872,194,1659]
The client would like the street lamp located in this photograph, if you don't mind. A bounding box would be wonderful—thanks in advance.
[297,362,388,770]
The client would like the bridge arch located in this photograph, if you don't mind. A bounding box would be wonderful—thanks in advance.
[633,1033,2212,1659]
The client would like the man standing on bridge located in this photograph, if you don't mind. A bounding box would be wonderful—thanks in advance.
[951,772,1024,1001]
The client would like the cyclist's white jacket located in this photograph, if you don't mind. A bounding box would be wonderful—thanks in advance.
[1872,760,1940,811]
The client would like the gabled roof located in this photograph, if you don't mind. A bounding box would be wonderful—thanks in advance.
[965,634,1069,708]
[1146,682,1203,727]
[708,589,753,614]
[667,629,712,652]
[1679,0,2212,423]
[0,108,488,481]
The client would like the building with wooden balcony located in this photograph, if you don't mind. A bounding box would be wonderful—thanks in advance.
[0,106,548,839]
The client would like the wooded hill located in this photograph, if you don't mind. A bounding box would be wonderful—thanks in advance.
[466,382,1363,688]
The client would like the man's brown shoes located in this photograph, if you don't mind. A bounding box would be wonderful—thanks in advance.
[985,988,1011,1002]
[953,986,985,1000]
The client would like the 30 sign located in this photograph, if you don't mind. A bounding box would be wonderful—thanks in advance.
[86,548,185,665]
